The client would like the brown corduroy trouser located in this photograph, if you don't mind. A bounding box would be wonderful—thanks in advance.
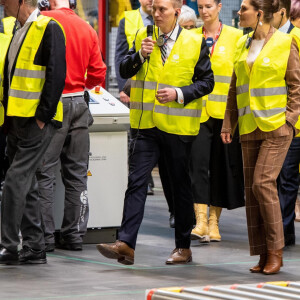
[241,134,293,256]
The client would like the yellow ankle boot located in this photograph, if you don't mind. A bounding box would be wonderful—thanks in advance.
[209,206,222,242]
[191,204,210,242]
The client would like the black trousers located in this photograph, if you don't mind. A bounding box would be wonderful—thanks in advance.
[118,127,194,249]
[0,129,7,182]
[277,137,300,241]
[190,117,244,209]
[1,117,55,253]
[158,155,174,214]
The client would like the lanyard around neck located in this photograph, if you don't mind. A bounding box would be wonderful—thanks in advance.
[203,22,223,56]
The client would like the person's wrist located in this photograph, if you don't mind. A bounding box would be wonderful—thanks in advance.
[139,49,146,63]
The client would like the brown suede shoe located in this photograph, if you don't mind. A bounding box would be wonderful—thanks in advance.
[96,240,134,265]
[263,249,283,275]
[165,248,192,265]
[250,253,267,273]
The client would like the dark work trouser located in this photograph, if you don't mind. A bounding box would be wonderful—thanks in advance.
[118,127,194,250]
[0,129,7,183]
[36,96,90,244]
[158,155,174,215]
[277,137,300,242]
[1,117,56,253]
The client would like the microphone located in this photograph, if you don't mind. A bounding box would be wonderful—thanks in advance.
[206,37,214,48]
[146,25,153,61]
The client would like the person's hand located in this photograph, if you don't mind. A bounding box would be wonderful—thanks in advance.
[119,91,130,103]
[141,37,156,59]
[156,88,177,104]
[221,132,232,144]
[36,118,45,130]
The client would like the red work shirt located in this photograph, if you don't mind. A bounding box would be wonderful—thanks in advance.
[42,8,106,94]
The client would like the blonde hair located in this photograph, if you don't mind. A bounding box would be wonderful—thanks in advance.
[172,0,183,8]
[26,0,38,7]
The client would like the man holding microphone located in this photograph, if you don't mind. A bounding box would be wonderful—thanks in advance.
[97,0,214,265]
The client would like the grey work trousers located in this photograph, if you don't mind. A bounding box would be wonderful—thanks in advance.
[36,96,90,244]
[1,117,56,253]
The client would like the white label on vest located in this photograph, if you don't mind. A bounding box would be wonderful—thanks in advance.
[171,54,179,63]
[263,57,270,65]
[219,46,225,53]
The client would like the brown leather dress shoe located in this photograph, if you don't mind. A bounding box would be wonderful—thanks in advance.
[263,249,283,275]
[96,240,134,265]
[249,253,267,273]
[165,248,192,265]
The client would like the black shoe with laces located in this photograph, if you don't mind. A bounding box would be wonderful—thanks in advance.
[0,246,19,265]
[19,246,47,264]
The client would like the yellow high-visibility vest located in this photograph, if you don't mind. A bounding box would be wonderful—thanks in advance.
[130,27,203,136]
[197,25,242,122]
[7,15,64,122]
[111,0,132,27]
[0,33,12,126]
[124,9,144,49]
[0,17,16,35]
[234,30,296,135]
[0,17,16,125]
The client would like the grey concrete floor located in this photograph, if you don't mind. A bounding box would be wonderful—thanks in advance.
[1,171,300,300]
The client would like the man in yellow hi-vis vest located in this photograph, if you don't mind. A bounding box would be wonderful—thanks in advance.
[0,0,66,265]
[96,0,214,265]
[115,0,176,223]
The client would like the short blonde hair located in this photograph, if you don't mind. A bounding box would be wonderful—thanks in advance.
[172,0,183,8]
[26,0,38,7]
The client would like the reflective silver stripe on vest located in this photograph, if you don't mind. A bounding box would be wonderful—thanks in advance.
[252,107,286,118]
[238,106,251,117]
[158,83,177,90]
[236,84,249,95]
[214,75,231,84]
[130,102,154,111]
[131,80,157,90]
[251,86,287,97]
[155,105,201,118]
[202,100,206,107]
[9,89,41,99]
[238,106,286,118]
[208,94,227,102]
[14,68,46,79]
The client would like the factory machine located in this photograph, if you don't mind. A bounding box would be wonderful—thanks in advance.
[54,88,130,243]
